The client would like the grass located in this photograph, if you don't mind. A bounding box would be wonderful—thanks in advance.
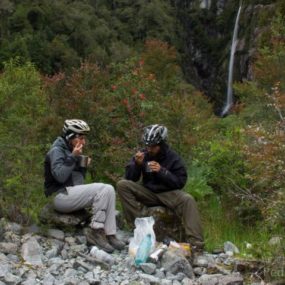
[199,195,273,258]
[201,196,285,283]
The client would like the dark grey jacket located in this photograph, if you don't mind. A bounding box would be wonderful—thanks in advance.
[125,143,188,193]
[44,137,85,197]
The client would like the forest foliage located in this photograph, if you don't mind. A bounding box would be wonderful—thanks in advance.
[0,0,179,74]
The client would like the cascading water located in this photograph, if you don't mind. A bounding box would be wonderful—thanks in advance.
[221,5,242,116]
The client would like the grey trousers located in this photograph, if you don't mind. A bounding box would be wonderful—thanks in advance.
[53,183,116,235]
[117,179,204,243]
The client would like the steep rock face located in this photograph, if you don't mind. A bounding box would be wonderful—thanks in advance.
[177,1,275,112]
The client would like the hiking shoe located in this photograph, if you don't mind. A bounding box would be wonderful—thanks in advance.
[107,235,126,250]
[190,240,205,261]
[191,240,204,253]
[187,238,204,252]
[186,239,205,263]
[83,228,114,253]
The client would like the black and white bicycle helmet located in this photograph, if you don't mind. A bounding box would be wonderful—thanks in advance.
[143,124,168,146]
[62,119,90,140]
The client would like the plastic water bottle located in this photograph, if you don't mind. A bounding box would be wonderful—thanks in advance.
[90,246,115,265]
[135,234,152,265]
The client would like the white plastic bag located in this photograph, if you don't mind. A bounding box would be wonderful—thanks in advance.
[128,216,156,257]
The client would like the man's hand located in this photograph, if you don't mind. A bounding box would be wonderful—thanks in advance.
[72,142,83,156]
[134,151,144,165]
[148,161,161,172]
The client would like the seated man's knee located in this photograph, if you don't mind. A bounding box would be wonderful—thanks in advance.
[105,184,115,197]
[116,179,130,193]
[183,193,196,205]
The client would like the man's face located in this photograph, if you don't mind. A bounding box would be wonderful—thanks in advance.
[146,145,161,157]
[70,135,86,149]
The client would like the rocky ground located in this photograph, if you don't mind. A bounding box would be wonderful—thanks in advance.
[0,217,274,285]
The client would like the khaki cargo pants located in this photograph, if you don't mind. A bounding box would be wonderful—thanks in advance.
[116,179,204,243]
[53,183,117,235]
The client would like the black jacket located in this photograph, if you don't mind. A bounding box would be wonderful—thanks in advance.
[125,143,187,193]
[44,137,86,197]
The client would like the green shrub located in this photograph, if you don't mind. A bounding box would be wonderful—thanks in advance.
[0,59,48,224]
[193,129,248,195]
[185,160,213,200]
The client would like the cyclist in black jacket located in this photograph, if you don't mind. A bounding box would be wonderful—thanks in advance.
[117,124,204,252]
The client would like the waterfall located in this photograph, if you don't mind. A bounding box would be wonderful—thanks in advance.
[200,0,211,9]
[221,5,242,117]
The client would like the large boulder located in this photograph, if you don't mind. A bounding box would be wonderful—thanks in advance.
[40,204,125,232]
[39,204,91,228]
[142,206,186,242]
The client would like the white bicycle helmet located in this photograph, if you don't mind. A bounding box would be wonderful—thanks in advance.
[143,124,168,146]
[62,119,90,140]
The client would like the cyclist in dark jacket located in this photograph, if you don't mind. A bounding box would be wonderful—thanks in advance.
[117,124,204,252]
[44,119,125,253]
[125,142,188,193]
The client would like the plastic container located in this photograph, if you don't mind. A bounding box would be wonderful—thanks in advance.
[135,234,152,265]
[90,246,115,265]
[128,216,156,257]
[148,244,167,263]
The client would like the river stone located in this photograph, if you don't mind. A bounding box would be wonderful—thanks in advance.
[193,255,209,267]
[194,266,206,276]
[21,237,43,266]
[139,273,161,284]
[0,264,11,278]
[0,253,8,262]
[172,272,186,281]
[47,229,65,241]
[3,231,21,245]
[161,279,172,285]
[224,241,239,255]
[46,246,60,259]
[42,273,56,285]
[182,277,194,285]
[0,242,18,255]
[65,236,76,245]
[6,254,19,263]
[4,272,22,285]
[140,262,157,274]
[160,249,194,278]
[154,268,166,279]
[83,271,95,283]
[74,259,93,271]
[268,236,282,246]
[21,280,38,285]
[2,221,22,235]
[78,282,90,285]
[142,206,186,242]
[63,268,78,278]
[39,203,90,227]
[234,259,264,274]
[198,273,224,285]
[219,274,243,285]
